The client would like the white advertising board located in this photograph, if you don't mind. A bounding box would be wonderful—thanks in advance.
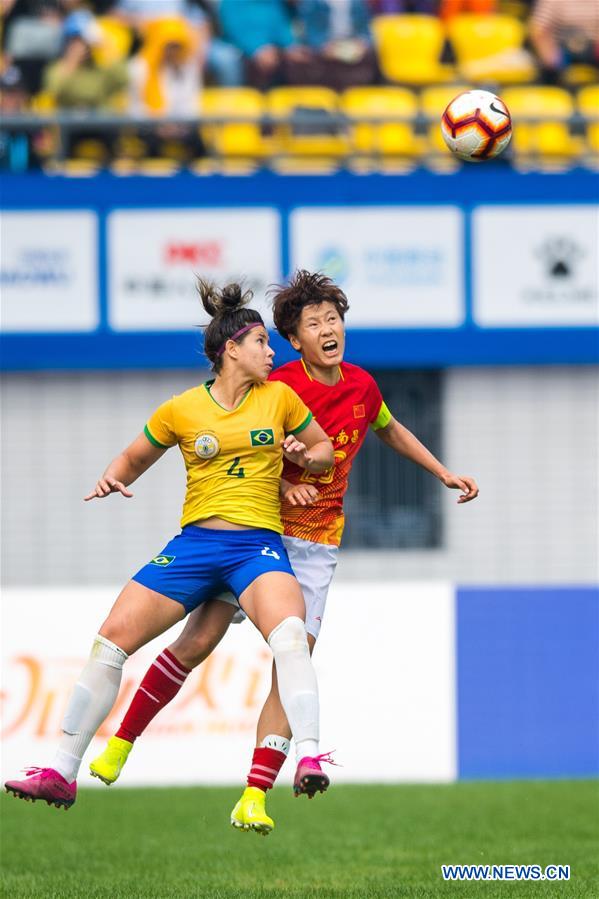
[0,211,98,332]
[290,206,464,327]
[473,205,599,327]
[1,583,455,786]
[108,208,280,330]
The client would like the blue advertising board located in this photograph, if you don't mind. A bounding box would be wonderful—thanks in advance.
[1,168,597,370]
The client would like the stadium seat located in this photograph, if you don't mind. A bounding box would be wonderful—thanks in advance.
[271,157,342,175]
[200,88,268,159]
[446,14,536,83]
[341,87,421,158]
[371,15,455,85]
[267,87,347,158]
[93,17,133,66]
[60,159,101,176]
[562,64,599,88]
[420,85,470,156]
[501,86,581,161]
[577,86,599,159]
[30,90,56,113]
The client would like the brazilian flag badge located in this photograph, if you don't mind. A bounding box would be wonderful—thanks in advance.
[150,555,175,566]
[250,428,275,447]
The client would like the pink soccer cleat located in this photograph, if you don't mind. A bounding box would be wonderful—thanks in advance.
[4,768,77,810]
[293,752,337,798]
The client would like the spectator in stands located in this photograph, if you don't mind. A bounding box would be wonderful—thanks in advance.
[113,0,243,85]
[127,16,205,160]
[218,0,311,90]
[43,10,128,108]
[0,64,47,171]
[2,0,64,94]
[529,0,599,83]
[285,0,378,92]
[42,10,128,161]
[129,16,202,115]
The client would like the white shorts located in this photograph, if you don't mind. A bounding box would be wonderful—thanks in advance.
[219,535,338,640]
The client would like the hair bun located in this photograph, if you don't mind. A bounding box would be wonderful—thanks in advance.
[197,278,254,317]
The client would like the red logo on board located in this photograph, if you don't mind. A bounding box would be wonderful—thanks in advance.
[353,404,366,419]
[164,242,222,266]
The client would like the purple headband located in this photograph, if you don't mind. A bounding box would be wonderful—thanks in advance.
[216,322,262,357]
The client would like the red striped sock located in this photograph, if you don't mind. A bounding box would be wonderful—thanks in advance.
[247,747,287,792]
[116,648,191,743]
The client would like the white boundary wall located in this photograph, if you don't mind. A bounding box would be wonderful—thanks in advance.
[1,583,455,786]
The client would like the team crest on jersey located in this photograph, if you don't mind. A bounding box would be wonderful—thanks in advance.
[250,428,274,447]
[194,432,220,459]
[353,404,366,419]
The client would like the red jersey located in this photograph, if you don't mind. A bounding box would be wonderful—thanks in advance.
[269,359,390,546]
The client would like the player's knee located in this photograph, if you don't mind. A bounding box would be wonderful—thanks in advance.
[268,616,308,656]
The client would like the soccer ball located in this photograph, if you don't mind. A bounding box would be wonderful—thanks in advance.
[441,89,512,162]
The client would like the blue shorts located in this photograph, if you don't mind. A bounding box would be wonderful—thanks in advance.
[132,525,295,614]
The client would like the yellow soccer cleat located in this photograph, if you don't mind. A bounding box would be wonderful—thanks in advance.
[89,736,133,785]
[230,786,274,836]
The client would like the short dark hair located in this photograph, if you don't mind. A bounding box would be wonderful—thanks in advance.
[270,270,349,341]
[197,278,264,372]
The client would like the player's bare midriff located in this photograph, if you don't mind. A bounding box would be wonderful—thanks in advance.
[191,517,252,531]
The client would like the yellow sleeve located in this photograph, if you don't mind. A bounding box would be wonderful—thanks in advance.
[144,398,178,448]
[281,383,313,435]
[370,400,392,432]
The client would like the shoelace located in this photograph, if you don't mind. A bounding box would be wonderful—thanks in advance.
[23,767,47,777]
[312,751,341,767]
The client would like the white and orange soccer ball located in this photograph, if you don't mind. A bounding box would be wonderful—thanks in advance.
[441,89,512,162]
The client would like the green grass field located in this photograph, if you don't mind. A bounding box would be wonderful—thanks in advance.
[1,781,597,899]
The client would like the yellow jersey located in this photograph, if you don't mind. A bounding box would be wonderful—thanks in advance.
[145,379,313,533]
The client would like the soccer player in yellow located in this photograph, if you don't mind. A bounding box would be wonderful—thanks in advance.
[89,270,479,836]
[4,280,334,811]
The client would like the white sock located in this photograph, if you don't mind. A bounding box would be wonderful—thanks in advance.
[260,734,290,756]
[267,617,319,762]
[52,634,127,782]
[295,738,319,762]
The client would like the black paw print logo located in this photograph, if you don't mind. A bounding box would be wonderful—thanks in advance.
[536,237,583,280]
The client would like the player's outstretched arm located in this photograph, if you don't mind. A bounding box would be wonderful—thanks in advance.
[281,419,333,474]
[375,417,479,504]
[84,432,168,501]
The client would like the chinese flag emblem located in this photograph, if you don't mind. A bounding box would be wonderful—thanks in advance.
[353,404,366,419]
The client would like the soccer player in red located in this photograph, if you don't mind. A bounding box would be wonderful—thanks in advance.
[90,270,479,832]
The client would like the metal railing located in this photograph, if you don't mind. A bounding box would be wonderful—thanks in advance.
[1,110,595,165]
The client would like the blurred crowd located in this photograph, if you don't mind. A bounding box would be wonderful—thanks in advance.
[1,0,598,169]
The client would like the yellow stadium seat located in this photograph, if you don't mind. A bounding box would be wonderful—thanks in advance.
[30,90,56,113]
[372,15,455,84]
[341,87,421,157]
[447,14,536,83]
[93,17,133,66]
[501,87,581,160]
[271,157,342,175]
[578,85,599,119]
[578,86,599,159]
[60,160,101,177]
[200,88,268,158]
[420,85,470,155]
[267,87,347,158]
[562,64,599,88]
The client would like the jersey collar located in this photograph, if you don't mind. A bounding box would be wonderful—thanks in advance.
[301,358,344,385]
